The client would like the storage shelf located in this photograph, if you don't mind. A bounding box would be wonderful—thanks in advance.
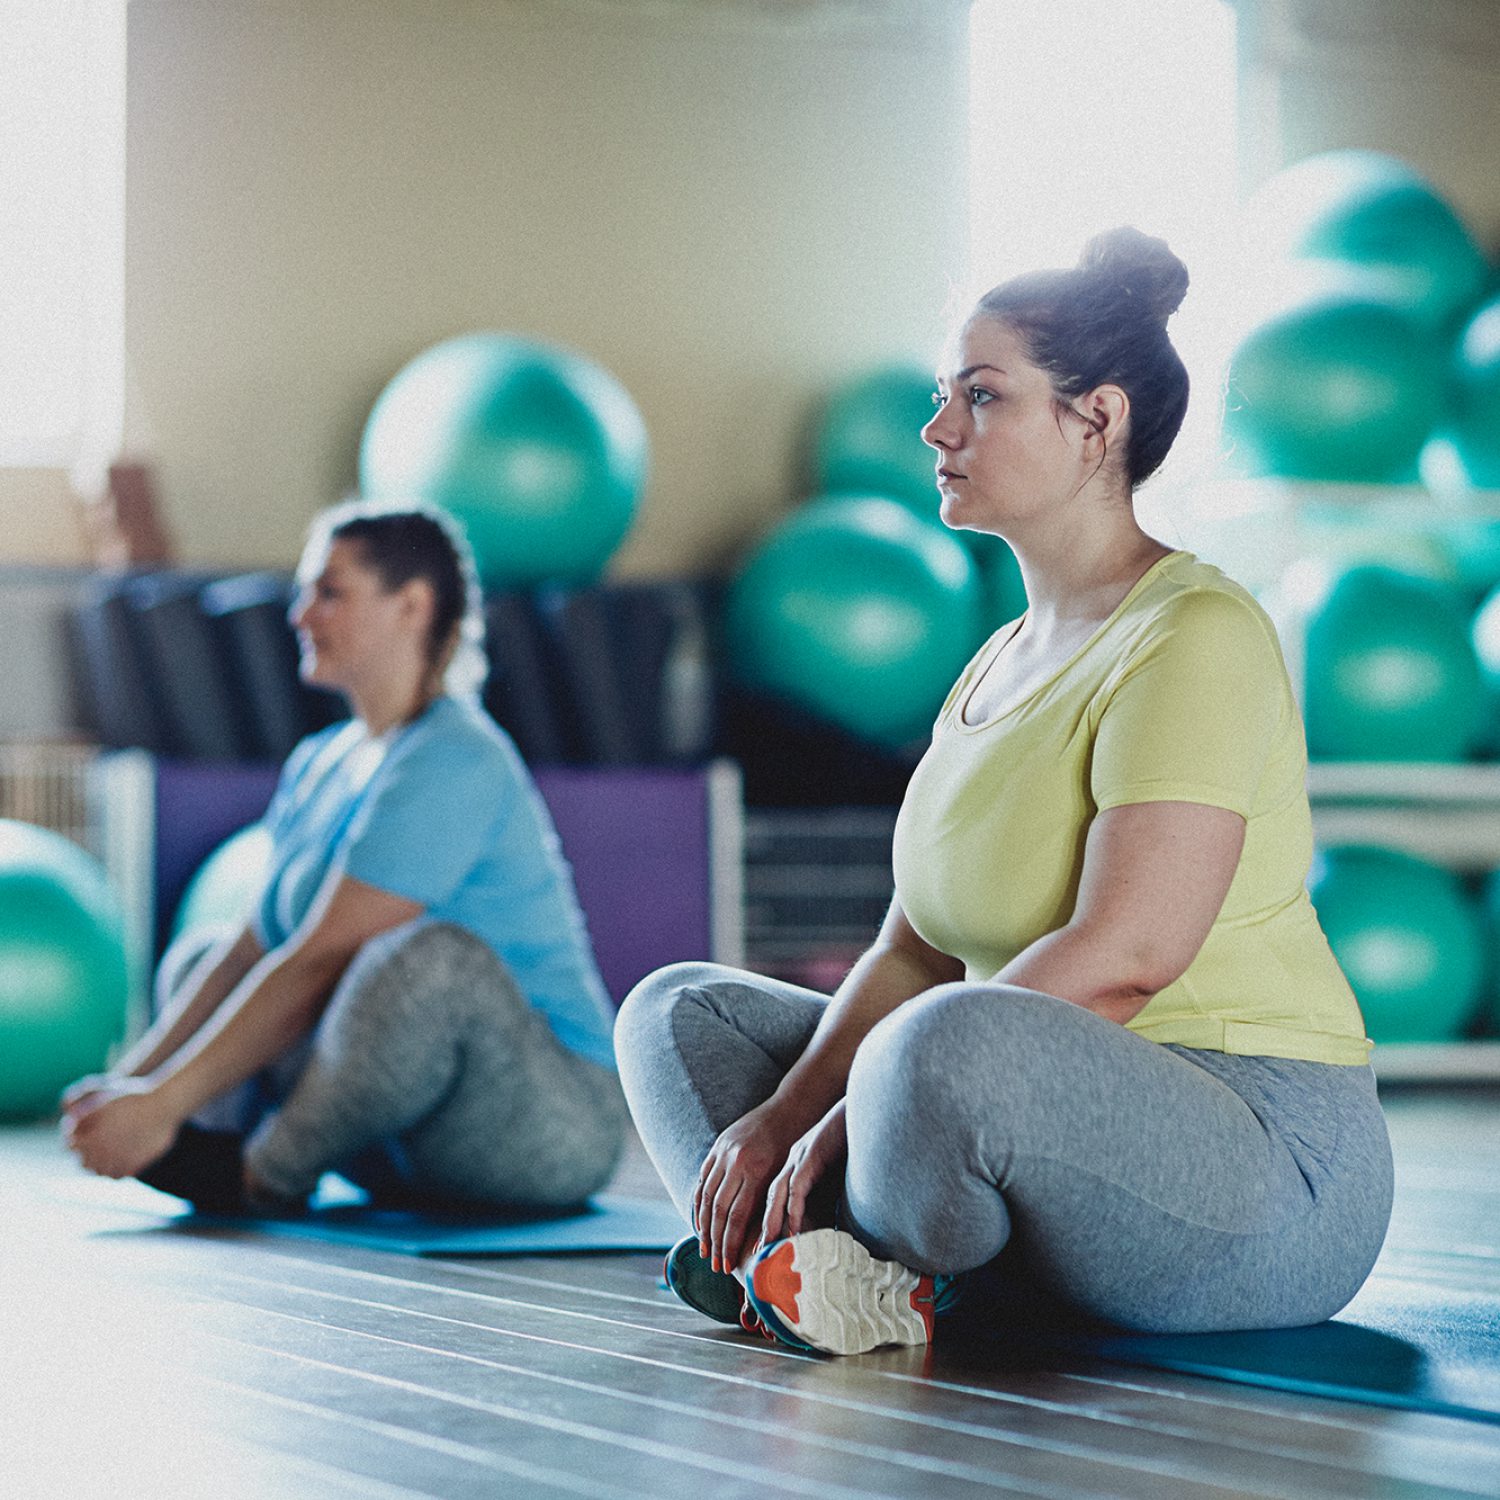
[1371,1042,1500,1085]
[1307,762,1500,804]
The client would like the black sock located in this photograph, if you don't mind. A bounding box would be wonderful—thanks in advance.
[137,1123,249,1215]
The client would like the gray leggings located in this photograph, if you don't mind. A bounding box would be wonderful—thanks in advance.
[162,920,627,1208]
[614,962,1395,1334]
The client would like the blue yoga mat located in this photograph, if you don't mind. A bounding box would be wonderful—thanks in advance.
[184,1192,688,1257]
[955,1272,1500,1426]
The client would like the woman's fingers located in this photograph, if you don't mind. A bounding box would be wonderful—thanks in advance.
[784,1160,810,1238]
[760,1169,790,1248]
[694,1152,725,1251]
[708,1176,745,1272]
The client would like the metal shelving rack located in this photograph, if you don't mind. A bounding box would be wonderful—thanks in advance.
[1174,479,1500,1083]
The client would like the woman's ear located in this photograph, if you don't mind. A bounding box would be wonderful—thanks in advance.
[1083,384,1130,446]
[397,575,438,636]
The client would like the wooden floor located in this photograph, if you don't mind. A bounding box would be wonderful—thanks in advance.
[6,1088,1500,1500]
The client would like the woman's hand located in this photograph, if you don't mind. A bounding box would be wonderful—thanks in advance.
[693,1099,809,1275]
[761,1099,848,1248]
[62,1080,182,1180]
[59,1072,117,1112]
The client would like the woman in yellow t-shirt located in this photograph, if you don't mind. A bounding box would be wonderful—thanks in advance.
[616,228,1392,1357]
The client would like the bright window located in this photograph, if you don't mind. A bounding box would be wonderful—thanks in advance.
[0,0,125,469]
[967,0,1240,486]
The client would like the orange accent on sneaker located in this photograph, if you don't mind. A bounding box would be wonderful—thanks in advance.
[751,1241,804,1325]
[909,1276,938,1341]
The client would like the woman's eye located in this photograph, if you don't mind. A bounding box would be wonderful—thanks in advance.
[968,386,995,408]
[931,389,946,409]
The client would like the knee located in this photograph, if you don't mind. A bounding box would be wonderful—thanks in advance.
[614,960,732,1065]
[333,919,502,1013]
[850,985,985,1109]
[849,984,1071,1113]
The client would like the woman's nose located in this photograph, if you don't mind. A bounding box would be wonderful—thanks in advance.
[922,405,954,450]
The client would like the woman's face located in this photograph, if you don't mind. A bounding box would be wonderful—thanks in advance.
[289,537,419,692]
[922,315,1091,538]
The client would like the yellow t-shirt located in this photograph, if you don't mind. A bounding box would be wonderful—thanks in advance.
[892,550,1371,1065]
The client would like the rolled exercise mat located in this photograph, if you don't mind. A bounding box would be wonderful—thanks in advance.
[201,572,343,761]
[127,572,252,762]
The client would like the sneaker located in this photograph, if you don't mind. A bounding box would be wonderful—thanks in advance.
[663,1235,746,1325]
[747,1227,958,1356]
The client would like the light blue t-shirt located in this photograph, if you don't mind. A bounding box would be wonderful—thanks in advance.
[255,695,617,1071]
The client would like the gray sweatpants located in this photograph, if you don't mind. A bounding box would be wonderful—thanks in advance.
[614,962,1395,1334]
[164,920,627,1208]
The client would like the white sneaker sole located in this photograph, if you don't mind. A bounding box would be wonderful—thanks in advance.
[749,1228,934,1356]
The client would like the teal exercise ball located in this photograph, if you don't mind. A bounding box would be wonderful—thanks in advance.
[724,495,985,747]
[1309,845,1483,1044]
[1223,290,1444,482]
[813,365,940,515]
[0,822,129,1120]
[1253,150,1488,334]
[1452,296,1500,489]
[1303,565,1483,762]
[967,530,1029,627]
[173,824,272,938]
[359,333,648,591]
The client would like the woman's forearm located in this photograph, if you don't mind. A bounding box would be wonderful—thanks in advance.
[113,927,264,1078]
[991,922,1157,1024]
[147,946,344,1122]
[768,941,952,1126]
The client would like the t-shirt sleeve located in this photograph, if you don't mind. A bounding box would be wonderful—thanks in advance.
[337,735,510,907]
[262,728,334,842]
[1091,589,1286,819]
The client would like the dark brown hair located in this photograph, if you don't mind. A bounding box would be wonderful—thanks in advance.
[978,226,1190,486]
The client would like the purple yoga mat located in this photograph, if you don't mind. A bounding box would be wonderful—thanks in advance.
[153,757,723,1003]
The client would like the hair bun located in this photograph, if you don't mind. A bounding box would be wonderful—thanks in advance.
[1078,226,1189,324]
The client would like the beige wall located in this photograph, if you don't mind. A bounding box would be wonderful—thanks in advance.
[1235,0,1500,248]
[124,0,971,577]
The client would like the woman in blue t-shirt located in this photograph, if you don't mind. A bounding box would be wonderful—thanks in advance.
[63,502,625,1214]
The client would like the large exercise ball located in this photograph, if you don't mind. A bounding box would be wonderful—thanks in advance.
[1303,564,1483,761]
[173,823,272,939]
[813,365,940,515]
[0,822,130,1120]
[1252,150,1488,334]
[1452,296,1500,489]
[724,495,985,747]
[967,529,1029,627]
[359,333,648,591]
[1309,845,1483,1044]
[1223,291,1444,482]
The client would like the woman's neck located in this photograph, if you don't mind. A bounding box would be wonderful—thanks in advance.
[1009,520,1172,636]
[348,672,442,737]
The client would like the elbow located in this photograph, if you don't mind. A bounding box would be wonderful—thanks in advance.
[1067,926,1189,1022]
[272,945,352,1029]
[1088,978,1159,1025]
[1097,948,1191,1022]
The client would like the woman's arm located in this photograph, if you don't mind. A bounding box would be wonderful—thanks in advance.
[696,897,963,1272]
[65,874,423,1179]
[113,926,265,1081]
[994,799,1246,1021]
[709,800,1244,1268]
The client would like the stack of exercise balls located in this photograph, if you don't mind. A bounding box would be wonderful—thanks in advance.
[1215,150,1500,1050]
[0,822,130,1120]
[1225,150,1493,484]
[724,363,1027,750]
[1297,559,1500,1047]
[360,332,648,591]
